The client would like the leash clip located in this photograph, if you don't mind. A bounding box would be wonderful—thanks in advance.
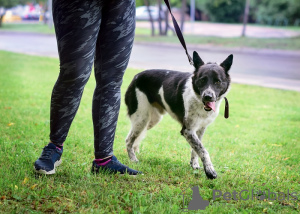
[186,52,194,66]
[189,60,194,66]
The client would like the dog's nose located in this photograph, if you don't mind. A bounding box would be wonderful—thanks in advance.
[203,94,213,101]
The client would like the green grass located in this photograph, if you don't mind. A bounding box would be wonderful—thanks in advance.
[1,22,300,50]
[0,23,55,34]
[253,25,300,31]
[134,33,300,50]
[0,51,299,213]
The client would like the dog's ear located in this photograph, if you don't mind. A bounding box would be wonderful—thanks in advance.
[220,54,233,74]
[193,51,204,70]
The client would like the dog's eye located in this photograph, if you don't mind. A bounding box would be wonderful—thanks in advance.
[215,81,221,85]
[197,78,206,85]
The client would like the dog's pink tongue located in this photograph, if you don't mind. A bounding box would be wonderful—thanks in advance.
[206,102,216,112]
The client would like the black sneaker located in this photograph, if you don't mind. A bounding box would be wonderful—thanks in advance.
[91,155,142,175]
[34,143,63,174]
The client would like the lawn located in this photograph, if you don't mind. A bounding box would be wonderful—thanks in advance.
[0,22,55,34]
[0,51,299,213]
[1,22,300,50]
[134,34,300,51]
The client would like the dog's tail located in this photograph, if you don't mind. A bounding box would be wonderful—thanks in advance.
[125,75,138,116]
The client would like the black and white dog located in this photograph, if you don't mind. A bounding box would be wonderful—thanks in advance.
[125,51,233,179]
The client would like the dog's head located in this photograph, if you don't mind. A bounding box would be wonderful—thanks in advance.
[192,51,233,112]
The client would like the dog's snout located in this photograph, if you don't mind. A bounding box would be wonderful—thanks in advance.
[203,93,214,101]
[202,87,216,102]
[204,94,212,101]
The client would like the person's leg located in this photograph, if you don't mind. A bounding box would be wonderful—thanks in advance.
[91,0,141,175]
[35,0,103,174]
[93,0,135,159]
[50,0,104,146]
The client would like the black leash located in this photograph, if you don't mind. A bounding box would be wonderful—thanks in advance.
[224,97,229,119]
[163,0,193,66]
[163,0,229,118]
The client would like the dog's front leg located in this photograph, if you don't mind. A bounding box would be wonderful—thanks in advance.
[182,127,217,179]
[190,128,206,169]
[190,150,200,169]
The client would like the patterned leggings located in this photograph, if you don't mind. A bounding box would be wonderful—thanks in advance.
[50,0,135,159]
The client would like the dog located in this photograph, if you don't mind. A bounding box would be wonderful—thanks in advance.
[125,51,233,179]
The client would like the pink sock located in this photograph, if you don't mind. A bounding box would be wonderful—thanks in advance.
[50,142,63,151]
[94,157,112,166]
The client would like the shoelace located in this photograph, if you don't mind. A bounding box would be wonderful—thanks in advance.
[40,146,55,160]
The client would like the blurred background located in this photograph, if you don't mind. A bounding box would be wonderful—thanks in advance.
[0,0,300,91]
[1,2,300,213]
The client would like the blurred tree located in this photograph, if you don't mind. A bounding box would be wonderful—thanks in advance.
[180,0,187,31]
[205,0,245,23]
[0,0,26,8]
[167,0,187,31]
[254,0,300,25]
[140,0,188,36]
[38,0,47,4]
[144,0,155,36]
[136,0,144,7]
[158,0,163,34]
[170,0,181,7]
[241,0,250,37]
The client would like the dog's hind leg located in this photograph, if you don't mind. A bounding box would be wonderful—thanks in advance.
[190,128,206,169]
[126,89,151,162]
[182,127,217,179]
[147,107,163,130]
[132,124,147,155]
[126,112,149,162]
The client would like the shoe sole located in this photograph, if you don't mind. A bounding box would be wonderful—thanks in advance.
[34,159,62,175]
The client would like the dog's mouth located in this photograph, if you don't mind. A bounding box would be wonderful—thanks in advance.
[203,101,216,112]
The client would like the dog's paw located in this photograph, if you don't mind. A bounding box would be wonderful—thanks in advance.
[190,161,201,169]
[129,156,139,163]
[205,170,217,179]
[204,165,217,179]
[192,165,201,170]
[133,146,140,153]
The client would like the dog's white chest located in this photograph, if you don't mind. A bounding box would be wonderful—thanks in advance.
[182,79,220,131]
[185,98,218,129]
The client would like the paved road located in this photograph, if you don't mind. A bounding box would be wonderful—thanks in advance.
[0,31,299,92]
